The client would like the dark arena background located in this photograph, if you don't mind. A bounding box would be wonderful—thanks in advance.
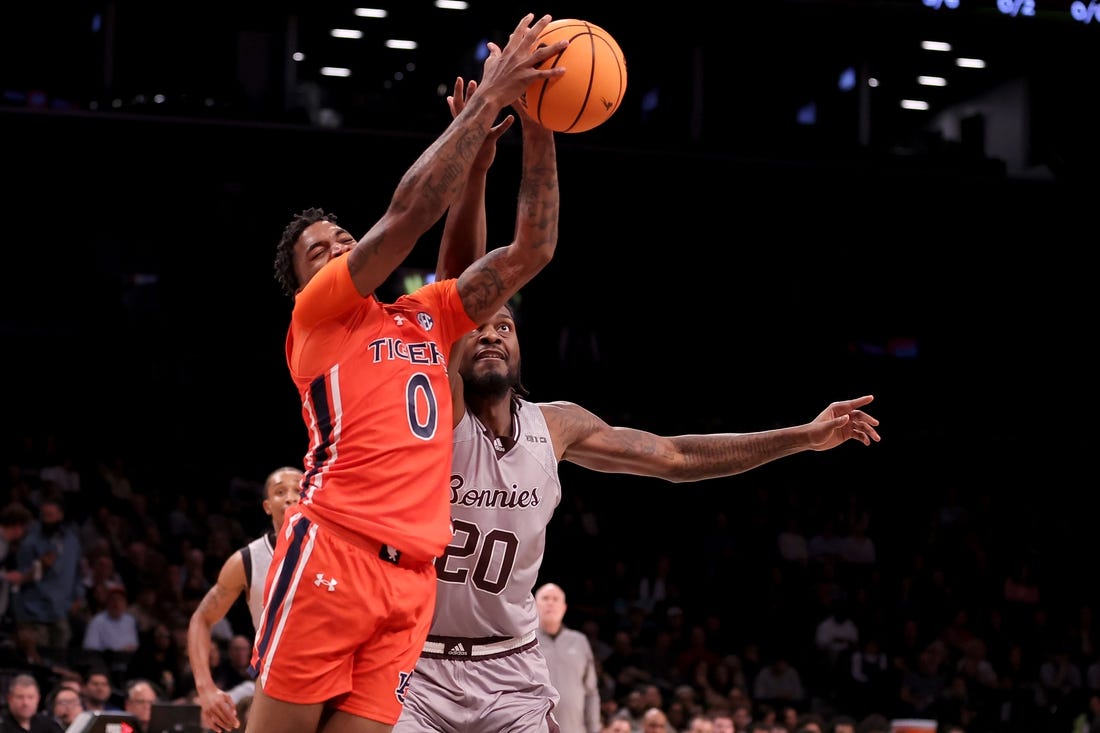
[1,2,1096,732]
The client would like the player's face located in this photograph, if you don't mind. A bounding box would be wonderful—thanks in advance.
[293,220,356,291]
[460,306,520,395]
[265,470,302,531]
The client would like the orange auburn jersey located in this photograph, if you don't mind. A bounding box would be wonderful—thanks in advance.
[286,257,475,561]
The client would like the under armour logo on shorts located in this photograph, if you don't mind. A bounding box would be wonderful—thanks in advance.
[380,544,401,564]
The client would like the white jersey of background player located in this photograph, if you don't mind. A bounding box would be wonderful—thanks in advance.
[188,465,302,732]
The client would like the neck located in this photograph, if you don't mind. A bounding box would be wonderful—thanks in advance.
[467,392,514,438]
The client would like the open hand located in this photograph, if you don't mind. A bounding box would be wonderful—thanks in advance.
[807,395,881,450]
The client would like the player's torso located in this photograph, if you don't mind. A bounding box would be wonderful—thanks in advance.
[290,296,458,558]
[432,401,561,639]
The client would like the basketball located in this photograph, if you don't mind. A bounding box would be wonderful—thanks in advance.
[522,18,627,133]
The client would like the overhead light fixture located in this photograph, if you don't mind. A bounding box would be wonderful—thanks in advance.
[920,40,952,52]
[956,57,987,69]
[331,29,364,39]
[435,1,469,9]
[385,39,418,50]
[917,75,947,86]
[320,67,352,77]
[354,8,388,18]
[900,99,930,110]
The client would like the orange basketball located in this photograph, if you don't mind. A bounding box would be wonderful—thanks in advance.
[521,19,627,133]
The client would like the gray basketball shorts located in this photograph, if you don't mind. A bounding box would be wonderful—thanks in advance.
[394,642,561,733]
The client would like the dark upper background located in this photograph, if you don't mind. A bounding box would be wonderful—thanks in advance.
[0,1,1092,500]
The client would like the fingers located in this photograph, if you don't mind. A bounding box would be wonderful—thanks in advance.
[488,114,515,139]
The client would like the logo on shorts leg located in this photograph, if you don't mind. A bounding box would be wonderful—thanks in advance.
[395,670,413,704]
[314,573,338,591]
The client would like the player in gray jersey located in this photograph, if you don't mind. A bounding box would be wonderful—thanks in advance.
[188,465,302,733]
[393,80,882,733]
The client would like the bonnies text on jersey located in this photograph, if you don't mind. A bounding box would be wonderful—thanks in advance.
[449,474,542,509]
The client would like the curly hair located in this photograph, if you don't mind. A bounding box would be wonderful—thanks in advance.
[274,207,340,298]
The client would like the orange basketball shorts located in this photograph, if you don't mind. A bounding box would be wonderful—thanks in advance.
[250,509,436,724]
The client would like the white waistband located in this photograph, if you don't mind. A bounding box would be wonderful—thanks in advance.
[421,629,537,659]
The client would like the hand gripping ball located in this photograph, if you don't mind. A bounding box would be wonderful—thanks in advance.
[521,18,627,133]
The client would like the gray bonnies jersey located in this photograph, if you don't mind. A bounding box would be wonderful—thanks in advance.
[395,399,563,733]
[433,399,562,639]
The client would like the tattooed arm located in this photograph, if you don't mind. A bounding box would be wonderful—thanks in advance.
[187,551,247,733]
[455,103,558,325]
[344,13,566,298]
[541,396,881,482]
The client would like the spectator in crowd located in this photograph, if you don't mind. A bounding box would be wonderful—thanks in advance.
[642,706,671,733]
[0,503,33,628]
[126,622,182,700]
[1,672,63,733]
[81,669,122,713]
[752,650,805,708]
[12,497,84,650]
[535,582,602,733]
[46,684,85,730]
[82,583,139,654]
[122,679,159,733]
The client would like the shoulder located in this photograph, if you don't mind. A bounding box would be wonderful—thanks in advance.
[404,279,475,331]
[538,400,602,441]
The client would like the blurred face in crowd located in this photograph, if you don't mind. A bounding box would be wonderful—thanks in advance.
[125,681,157,727]
[84,673,112,707]
[643,708,669,733]
[7,679,40,725]
[53,688,85,726]
[535,583,567,630]
[713,715,735,733]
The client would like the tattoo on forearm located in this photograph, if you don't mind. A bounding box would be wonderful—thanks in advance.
[462,251,509,313]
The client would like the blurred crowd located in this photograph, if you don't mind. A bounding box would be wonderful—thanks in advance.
[1,430,1098,733]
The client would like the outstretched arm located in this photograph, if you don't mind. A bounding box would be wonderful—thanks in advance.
[543,396,881,482]
[187,553,247,733]
[344,13,566,297]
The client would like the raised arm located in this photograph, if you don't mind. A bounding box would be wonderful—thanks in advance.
[344,13,566,297]
[436,77,513,281]
[542,396,881,482]
[454,102,558,325]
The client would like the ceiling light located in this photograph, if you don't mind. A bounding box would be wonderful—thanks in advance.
[900,99,930,110]
[917,76,947,86]
[920,40,952,52]
[354,8,388,18]
[331,29,364,39]
[385,39,417,50]
[956,57,987,69]
[320,67,352,77]
[435,1,469,9]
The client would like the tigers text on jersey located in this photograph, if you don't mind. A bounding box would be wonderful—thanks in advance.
[285,258,475,561]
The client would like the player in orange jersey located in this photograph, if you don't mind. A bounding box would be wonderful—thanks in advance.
[244,13,568,733]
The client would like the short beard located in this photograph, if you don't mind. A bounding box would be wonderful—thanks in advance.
[463,368,515,400]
